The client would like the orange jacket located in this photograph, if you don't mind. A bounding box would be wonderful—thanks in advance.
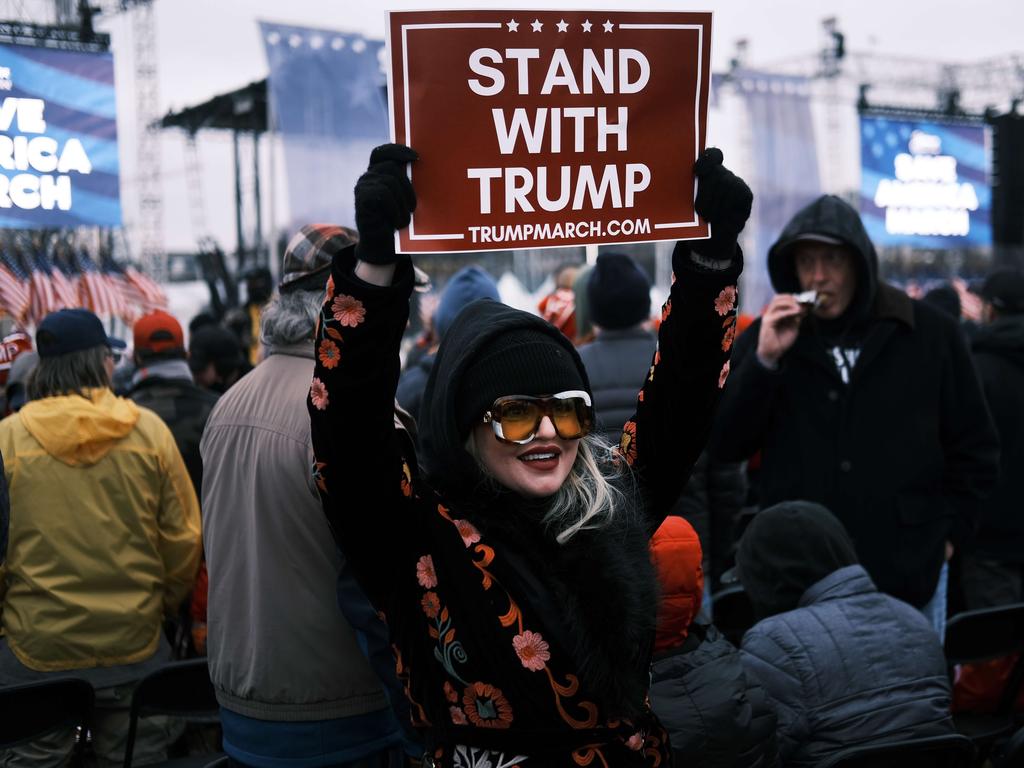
[650,516,704,655]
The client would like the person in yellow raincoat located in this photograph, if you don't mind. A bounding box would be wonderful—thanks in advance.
[0,308,202,768]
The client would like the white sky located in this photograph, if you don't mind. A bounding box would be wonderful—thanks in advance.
[86,0,1023,256]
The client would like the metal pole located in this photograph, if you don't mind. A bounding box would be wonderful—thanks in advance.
[253,132,263,264]
[233,128,245,268]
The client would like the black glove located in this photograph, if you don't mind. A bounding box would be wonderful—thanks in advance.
[692,147,752,261]
[354,143,418,265]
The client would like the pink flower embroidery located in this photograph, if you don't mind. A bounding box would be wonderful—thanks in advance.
[718,359,731,389]
[416,554,438,588]
[722,322,737,353]
[310,377,329,410]
[326,275,335,301]
[453,519,481,548]
[332,294,366,327]
[449,706,468,725]
[512,630,551,671]
[318,339,341,369]
[421,591,440,619]
[626,732,644,751]
[714,285,737,316]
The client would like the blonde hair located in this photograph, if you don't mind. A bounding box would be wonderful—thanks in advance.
[467,431,631,544]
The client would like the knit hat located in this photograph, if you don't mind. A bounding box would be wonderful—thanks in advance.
[279,224,359,294]
[133,310,185,360]
[588,252,651,330]
[455,325,587,438]
[977,269,1024,315]
[735,500,858,619]
[435,266,501,339]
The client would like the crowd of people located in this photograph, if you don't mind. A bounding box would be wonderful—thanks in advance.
[0,142,1021,768]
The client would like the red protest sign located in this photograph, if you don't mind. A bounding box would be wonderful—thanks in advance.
[387,9,713,254]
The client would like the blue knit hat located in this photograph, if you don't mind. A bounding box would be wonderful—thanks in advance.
[434,266,500,339]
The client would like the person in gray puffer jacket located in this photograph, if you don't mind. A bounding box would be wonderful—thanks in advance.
[736,501,954,767]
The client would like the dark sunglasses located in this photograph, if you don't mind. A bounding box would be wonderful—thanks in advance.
[482,390,593,444]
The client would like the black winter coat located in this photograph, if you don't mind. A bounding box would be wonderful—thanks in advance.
[712,196,999,607]
[577,327,657,443]
[308,244,741,766]
[971,315,1024,562]
[651,623,778,768]
[129,375,219,495]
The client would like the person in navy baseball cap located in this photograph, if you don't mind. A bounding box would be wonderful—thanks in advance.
[35,308,127,359]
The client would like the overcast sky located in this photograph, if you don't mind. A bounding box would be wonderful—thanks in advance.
[86,0,1023,255]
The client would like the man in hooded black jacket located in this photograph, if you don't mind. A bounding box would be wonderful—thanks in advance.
[963,269,1024,608]
[712,195,999,617]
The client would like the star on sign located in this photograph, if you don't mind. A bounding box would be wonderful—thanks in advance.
[603,20,614,33]
[506,19,518,32]
[556,19,569,32]
[531,19,543,32]
[581,19,593,32]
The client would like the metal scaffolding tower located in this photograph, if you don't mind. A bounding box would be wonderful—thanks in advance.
[129,0,164,280]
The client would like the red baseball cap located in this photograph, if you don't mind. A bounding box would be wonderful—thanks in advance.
[134,310,185,357]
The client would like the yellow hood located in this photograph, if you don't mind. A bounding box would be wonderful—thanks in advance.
[19,388,140,466]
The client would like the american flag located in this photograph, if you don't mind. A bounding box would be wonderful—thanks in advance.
[99,257,140,324]
[124,265,168,310]
[0,252,31,323]
[50,253,82,310]
[74,248,124,318]
[27,251,60,325]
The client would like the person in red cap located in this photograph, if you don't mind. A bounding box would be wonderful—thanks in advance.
[129,309,220,496]
[648,516,778,767]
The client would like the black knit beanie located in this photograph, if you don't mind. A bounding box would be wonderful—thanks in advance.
[455,329,587,438]
[588,252,651,330]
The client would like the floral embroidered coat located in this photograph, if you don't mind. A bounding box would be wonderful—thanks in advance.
[308,244,740,767]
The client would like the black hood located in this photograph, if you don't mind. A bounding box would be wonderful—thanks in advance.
[736,500,858,619]
[768,195,879,323]
[419,298,592,504]
[973,314,1024,369]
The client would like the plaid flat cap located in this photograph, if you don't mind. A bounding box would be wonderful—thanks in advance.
[279,224,359,294]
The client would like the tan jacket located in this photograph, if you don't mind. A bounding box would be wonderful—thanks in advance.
[201,344,388,720]
[0,388,201,671]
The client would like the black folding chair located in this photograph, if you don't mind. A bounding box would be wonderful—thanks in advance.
[944,603,1024,757]
[122,658,222,768]
[992,724,1024,768]
[711,583,756,647]
[0,677,94,765]
[819,733,975,768]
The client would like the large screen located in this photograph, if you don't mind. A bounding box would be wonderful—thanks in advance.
[0,42,121,229]
[860,114,990,248]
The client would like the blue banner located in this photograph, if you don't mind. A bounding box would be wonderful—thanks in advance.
[0,43,121,229]
[260,21,389,233]
[860,115,990,248]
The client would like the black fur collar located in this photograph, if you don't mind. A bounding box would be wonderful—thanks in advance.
[466,492,658,719]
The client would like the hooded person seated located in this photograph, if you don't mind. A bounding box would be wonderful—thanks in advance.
[736,501,954,767]
[649,516,778,768]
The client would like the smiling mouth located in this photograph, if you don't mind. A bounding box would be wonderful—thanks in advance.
[518,446,561,468]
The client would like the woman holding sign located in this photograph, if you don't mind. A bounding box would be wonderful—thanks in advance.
[308,144,750,767]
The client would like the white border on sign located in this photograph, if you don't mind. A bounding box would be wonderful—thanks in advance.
[386,10,714,254]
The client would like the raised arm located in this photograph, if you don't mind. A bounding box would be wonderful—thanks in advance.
[619,149,750,534]
[308,144,423,605]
